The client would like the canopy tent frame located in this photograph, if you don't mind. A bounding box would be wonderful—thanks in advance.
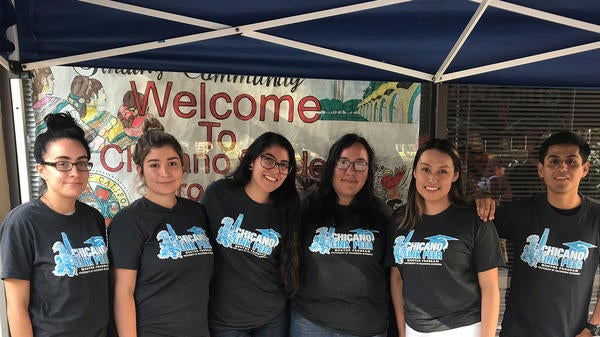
[2,0,598,85]
[0,0,16,71]
[22,0,435,80]
[0,57,7,71]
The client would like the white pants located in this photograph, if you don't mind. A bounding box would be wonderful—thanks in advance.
[406,322,481,337]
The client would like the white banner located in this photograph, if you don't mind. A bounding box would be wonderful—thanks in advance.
[32,67,420,224]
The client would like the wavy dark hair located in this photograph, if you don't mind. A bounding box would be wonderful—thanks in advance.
[305,133,383,227]
[399,138,467,230]
[230,132,301,297]
[34,113,90,193]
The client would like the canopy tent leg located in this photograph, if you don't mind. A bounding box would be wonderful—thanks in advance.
[10,78,31,203]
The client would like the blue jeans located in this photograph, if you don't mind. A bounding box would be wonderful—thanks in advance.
[210,308,289,337]
[290,310,386,337]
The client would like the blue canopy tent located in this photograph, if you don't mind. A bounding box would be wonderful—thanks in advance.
[1,0,600,87]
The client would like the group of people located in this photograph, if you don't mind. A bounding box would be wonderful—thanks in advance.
[0,112,599,337]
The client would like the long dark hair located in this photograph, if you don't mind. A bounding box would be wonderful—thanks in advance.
[230,132,300,297]
[399,138,467,230]
[34,113,90,193]
[306,133,383,226]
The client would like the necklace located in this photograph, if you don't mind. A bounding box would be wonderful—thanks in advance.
[41,194,76,215]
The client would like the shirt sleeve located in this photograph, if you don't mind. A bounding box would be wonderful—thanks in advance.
[108,209,146,270]
[473,220,505,272]
[384,220,399,267]
[200,180,219,205]
[0,211,35,280]
[493,203,513,241]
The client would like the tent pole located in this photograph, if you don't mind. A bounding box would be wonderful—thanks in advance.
[471,0,600,33]
[81,0,412,32]
[25,0,413,71]
[440,41,600,82]
[78,0,228,30]
[72,0,431,80]
[9,78,30,203]
[433,0,492,82]
[245,31,433,81]
[0,57,8,71]
[21,29,239,70]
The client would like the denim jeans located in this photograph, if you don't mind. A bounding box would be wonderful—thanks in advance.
[210,308,289,337]
[289,310,386,337]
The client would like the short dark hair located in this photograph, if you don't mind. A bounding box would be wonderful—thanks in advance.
[538,131,590,163]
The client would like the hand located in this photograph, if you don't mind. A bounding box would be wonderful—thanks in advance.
[475,197,496,221]
[576,327,593,337]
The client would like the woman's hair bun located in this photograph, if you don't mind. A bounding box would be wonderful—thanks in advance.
[44,113,84,137]
[142,117,164,134]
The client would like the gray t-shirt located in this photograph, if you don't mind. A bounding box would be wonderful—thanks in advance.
[389,204,504,333]
[0,199,109,337]
[293,203,390,336]
[109,196,213,337]
[496,194,600,337]
[201,179,286,329]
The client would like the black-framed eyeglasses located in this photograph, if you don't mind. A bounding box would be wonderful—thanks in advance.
[259,155,290,174]
[336,158,369,172]
[39,161,93,172]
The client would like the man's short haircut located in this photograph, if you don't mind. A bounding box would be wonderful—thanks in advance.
[538,131,591,163]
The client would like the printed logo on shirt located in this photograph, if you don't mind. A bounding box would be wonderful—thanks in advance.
[393,230,458,266]
[216,213,281,258]
[52,232,109,277]
[308,227,378,256]
[157,224,213,259]
[520,227,596,275]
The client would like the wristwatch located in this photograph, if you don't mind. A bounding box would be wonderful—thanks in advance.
[586,322,600,336]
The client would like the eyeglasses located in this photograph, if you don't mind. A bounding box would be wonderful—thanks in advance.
[259,155,290,174]
[39,161,93,172]
[336,158,369,172]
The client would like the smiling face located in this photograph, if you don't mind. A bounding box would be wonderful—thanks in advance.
[245,144,290,203]
[138,146,183,203]
[413,149,459,214]
[537,144,589,198]
[332,142,369,206]
[36,138,90,201]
